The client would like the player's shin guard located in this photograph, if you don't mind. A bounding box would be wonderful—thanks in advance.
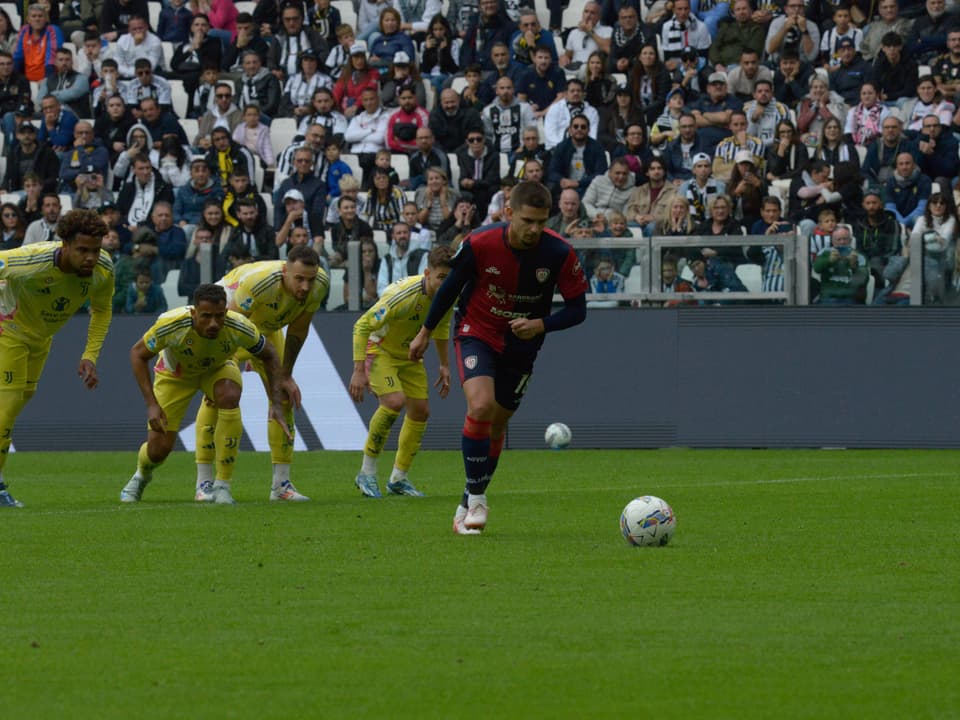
[0,389,26,472]
[215,407,242,482]
[461,416,491,505]
[268,404,295,464]
[394,417,427,472]
[195,400,217,465]
[365,406,400,458]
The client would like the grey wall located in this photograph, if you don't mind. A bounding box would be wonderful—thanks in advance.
[16,308,960,450]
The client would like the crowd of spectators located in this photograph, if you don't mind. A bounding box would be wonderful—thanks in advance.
[2,0,959,308]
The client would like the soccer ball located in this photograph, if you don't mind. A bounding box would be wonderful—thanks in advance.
[620,496,676,547]
[544,422,572,449]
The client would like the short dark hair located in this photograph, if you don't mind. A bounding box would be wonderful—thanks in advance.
[881,31,903,47]
[510,181,552,211]
[134,58,152,70]
[193,283,227,307]
[234,198,258,210]
[287,245,320,267]
[236,11,254,23]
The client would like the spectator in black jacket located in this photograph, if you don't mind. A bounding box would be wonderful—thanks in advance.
[116,154,175,230]
[870,33,919,105]
[0,50,32,149]
[428,88,484,153]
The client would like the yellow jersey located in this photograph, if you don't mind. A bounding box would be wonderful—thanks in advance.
[143,306,265,378]
[353,275,453,361]
[0,241,114,361]
[220,260,329,333]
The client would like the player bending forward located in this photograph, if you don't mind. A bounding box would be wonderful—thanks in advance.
[409,182,588,534]
[121,284,293,504]
[350,246,455,498]
[0,210,113,508]
[197,246,328,501]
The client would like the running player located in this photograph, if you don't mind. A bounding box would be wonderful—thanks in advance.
[0,209,112,508]
[349,246,454,498]
[201,246,328,501]
[120,283,293,504]
[408,182,588,534]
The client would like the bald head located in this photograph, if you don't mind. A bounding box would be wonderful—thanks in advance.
[440,89,460,114]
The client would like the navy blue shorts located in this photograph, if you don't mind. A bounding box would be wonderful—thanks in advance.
[455,336,536,411]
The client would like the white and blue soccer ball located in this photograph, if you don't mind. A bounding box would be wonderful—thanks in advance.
[544,422,572,449]
[620,496,676,547]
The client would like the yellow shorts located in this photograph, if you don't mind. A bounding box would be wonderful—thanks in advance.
[153,360,243,431]
[0,333,53,392]
[365,350,428,400]
[235,328,283,390]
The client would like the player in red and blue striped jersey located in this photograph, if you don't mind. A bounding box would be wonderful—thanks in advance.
[409,181,588,535]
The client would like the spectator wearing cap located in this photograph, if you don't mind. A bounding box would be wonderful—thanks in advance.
[278,187,327,253]
[280,48,331,118]
[650,87,687,149]
[710,0,766,69]
[380,51,428,110]
[660,0,710,72]
[274,146,326,230]
[663,112,709,181]
[0,49,33,148]
[267,2,327,83]
[113,15,163,79]
[728,150,765,228]
[690,72,744,155]
[332,42,380,118]
[386,85,430,154]
[460,0,517,72]
[765,0,820,65]
[543,79,599,150]
[679,152,726,224]
[726,49,774,101]
[869,32,919,108]
[819,4,862,68]
[2,121,59,192]
[12,4,63,82]
[826,42,868,106]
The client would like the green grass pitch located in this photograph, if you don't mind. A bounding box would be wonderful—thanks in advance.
[3,449,958,719]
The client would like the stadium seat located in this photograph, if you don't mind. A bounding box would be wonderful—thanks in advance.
[161,268,183,309]
[235,1,255,14]
[391,153,409,184]
[62,42,76,56]
[328,267,345,308]
[260,193,274,226]
[0,156,5,183]
[372,229,388,257]
[169,79,188,119]
[624,264,646,293]
[447,153,459,187]
[499,153,510,178]
[332,0,358,31]
[561,4,581,28]
[58,194,73,211]
[450,76,468,94]
[179,118,198,145]
[161,41,173,70]
[148,2,160,32]
[271,119,298,158]
[423,81,435,112]
[340,152,362,179]
[29,80,39,102]
[0,193,18,205]
[253,160,264,192]
[735,263,762,293]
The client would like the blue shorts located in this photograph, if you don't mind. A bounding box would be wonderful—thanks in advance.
[455,336,535,412]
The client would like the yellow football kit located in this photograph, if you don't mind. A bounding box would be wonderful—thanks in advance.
[353,275,452,400]
[143,306,264,430]
[0,242,114,390]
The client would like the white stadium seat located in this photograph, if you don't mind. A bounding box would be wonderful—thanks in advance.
[333,0,358,31]
[168,79,189,119]
[179,118,198,145]
[148,2,160,32]
[1,4,19,30]
[235,1,256,14]
[271,118,298,158]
